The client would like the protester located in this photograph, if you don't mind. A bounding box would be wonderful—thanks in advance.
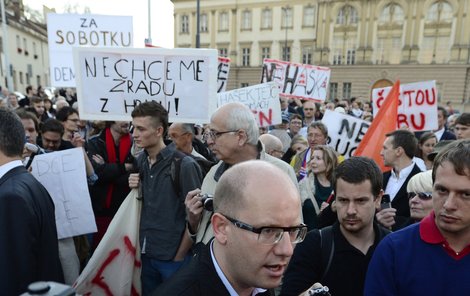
[16,110,39,145]
[18,85,37,107]
[269,115,292,152]
[6,93,19,110]
[298,100,318,138]
[155,160,306,296]
[43,97,56,118]
[288,114,303,138]
[281,157,390,296]
[56,106,85,147]
[0,109,63,294]
[454,113,470,139]
[365,140,470,295]
[259,133,284,159]
[406,171,434,224]
[128,101,203,294]
[281,135,308,164]
[416,132,437,170]
[434,106,456,141]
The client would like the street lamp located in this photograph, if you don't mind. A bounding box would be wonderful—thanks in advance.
[196,0,200,48]
[282,7,288,61]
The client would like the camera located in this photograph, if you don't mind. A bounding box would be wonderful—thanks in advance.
[20,281,75,296]
[199,194,214,212]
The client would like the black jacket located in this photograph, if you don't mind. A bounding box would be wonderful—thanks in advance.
[0,165,63,295]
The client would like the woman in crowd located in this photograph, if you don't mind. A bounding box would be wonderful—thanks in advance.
[43,97,56,118]
[56,106,85,147]
[416,132,437,170]
[298,145,338,230]
[406,170,434,224]
[282,135,308,164]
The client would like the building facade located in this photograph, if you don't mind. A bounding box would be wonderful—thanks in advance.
[0,1,49,93]
[173,0,470,112]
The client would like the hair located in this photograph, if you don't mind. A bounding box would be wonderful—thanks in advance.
[0,109,25,157]
[437,106,448,119]
[213,161,250,216]
[30,96,43,105]
[290,113,303,122]
[455,113,470,126]
[131,101,169,134]
[311,145,338,181]
[26,85,33,94]
[333,156,383,198]
[432,139,470,182]
[307,121,328,138]
[417,132,437,159]
[219,103,259,145]
[41,118,65,136]
[385,129,417,159]
[290,135,308,148]
[16,110,39,134]
[56,106,78,122]
[181,123,195,136]
[407,170,433,193]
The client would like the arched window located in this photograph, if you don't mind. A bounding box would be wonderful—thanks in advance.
[379,3,404,24]
[336,5,358,25]
[427,1,453,23]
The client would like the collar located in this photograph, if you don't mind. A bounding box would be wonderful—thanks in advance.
[420,212,470,260]
[143,144,172,163]
[434,127,445,140]
[210,241,267,296]
[391,161,415,180]
[0,160,23,180]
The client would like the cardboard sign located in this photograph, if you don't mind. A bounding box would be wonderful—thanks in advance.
[322,110,371,158]
[260,58,331,102]
[371,80,438,131]
[73,47,218,123]
[217,57,231,93]
[31,148,97,239]
[47,13,133,87]
[217,82,281,127]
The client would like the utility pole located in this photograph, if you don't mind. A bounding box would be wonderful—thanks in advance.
[1,0,13,89]
[283,7,288,61]
[196,0,200,48]
[145,0,152,46]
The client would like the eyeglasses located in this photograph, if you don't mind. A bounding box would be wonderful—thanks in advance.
[290,121,302,125]
[407,192,432,200]
[207,129,239,140]
[223,215,307,245]
[304,108,315,111]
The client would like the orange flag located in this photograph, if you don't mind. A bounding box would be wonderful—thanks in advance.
[354,80,400,171]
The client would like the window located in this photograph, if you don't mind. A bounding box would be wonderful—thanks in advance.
[427,2,453,23]
[242,10,252,30]
[261,8,272,29]
[343,82,352,100]
[200,13,208,33]
[26,73,30,85]
[241,82,249,88]
[379,3,404,24]
[329,83,338,101]
[19,71,23,84]
[303,6,315,27]
[23,38,28,54]
[36,75,41,87]
[282,7,293,28]
[181,15,189,33]
[336,5,358,25]
[219,48,228,57]
[219,12,229,31]
[242,47,251,66]
[261,47,270,60]
[333,52,342,65]
[346,49,355,65]
[302,47,312,64]
[282,46,291,61]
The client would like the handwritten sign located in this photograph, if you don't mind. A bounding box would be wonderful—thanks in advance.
[321,110,370,158]
[217,57,231,93]
[31,148,97,239]
[47,13,133,87]
[73,47,218,122]
[218,82,281,127]
[371,80,438,131]
[260,58,331,102]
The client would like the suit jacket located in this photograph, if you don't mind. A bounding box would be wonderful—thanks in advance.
[383,164,422,230]
[154,243,274,296]
[440,129,456,141]
[0,166,63,295]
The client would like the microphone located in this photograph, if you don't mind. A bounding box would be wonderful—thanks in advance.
[307,283,331,296]
[24,143,46,155]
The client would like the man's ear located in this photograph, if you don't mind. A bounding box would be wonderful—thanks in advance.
[212,213,230,245]
[237,129,248,146]
[375,189,384,210]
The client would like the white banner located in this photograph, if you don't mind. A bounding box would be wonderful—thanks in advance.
[31,148,97,239]
[47,13,133,87]
[218,82,281,127]
[217,57,231,93]
[371,80,438,131]
[260,58,331,102]
[73,47,218,123]
[321,110,371,158]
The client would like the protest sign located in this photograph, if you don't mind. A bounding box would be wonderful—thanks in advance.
[31,148,97,239]
[371,80,438,131]
[260,58,331,102]
[218,57,231,93]
[218,82,281,127]
[73,47,218,123]
[47,13,133,87]
[74,190,141,296]
[322,110,371,158]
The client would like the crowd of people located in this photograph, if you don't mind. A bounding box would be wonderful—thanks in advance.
[1,84,469,295]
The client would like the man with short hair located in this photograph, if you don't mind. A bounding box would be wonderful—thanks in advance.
[16,110,39,145]
[259,134,284,159]
[169,122,206,159]
[377,129,422,230]
[454,113,470,139]
[0,109,63,294]
[38,119,74,151]
[155,160,306,296]
[288,114,303,138]
[365,140,470,295]
[281,157,390,296]
[434,106,456,141]
[128,101,203,294]
[298,101,317,138]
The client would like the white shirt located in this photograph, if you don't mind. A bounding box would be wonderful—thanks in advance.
[210,241,267,296]
[0,160,23,180]
[191,148,207,160]
[385,161,417,201]
[434,127,445,141]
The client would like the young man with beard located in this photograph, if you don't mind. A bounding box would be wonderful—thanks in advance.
[281,157,390,296]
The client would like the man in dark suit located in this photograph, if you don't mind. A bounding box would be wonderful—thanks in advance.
[435,106,456,141]
[154,161,305,296]
[0,109,63,295]
[377,130,422,230]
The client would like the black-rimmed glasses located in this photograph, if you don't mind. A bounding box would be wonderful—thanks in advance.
[223,215,307,245]
[408,192,432,201]
[207,129,239,140]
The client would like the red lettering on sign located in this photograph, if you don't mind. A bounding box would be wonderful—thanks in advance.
[91,249,120,296]
[124,236,142,267]
[259,109,273,126]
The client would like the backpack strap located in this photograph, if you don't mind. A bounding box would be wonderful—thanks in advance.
[319,225,335,282]
[170,150,187,197]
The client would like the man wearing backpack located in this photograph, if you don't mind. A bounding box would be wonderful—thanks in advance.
[128,102,203,295]
[280,157,390,296]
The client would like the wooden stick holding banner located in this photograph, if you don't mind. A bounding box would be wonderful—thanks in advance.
[217,57,231,93]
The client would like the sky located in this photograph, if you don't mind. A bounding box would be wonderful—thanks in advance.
[23,0,175,48]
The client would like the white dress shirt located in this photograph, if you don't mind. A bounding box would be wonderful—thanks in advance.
[385,161,417,201]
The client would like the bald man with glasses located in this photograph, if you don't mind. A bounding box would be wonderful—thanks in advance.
[155,161,305,296]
